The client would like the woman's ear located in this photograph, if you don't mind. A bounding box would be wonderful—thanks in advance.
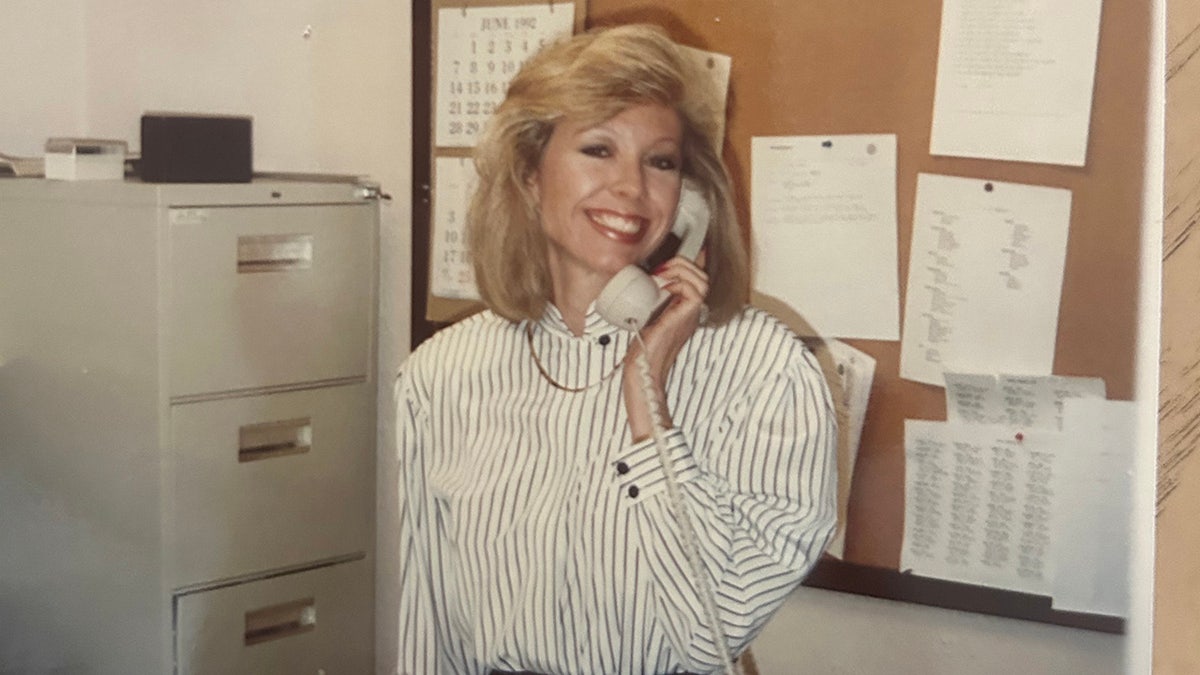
[525,168,541,206]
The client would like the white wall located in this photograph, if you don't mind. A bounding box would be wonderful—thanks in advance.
[0,0,88,155]
[0,2,1157,674]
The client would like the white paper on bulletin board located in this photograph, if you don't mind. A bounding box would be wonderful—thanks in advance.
[901,419,1060,596]
[752,134,900,340]
[899,174,1072,386]
[675,44,732,151]
[430,156,482,301]
[435,3,577,147]
[929,0,1103,166]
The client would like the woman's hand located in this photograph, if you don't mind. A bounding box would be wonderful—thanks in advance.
[622,255,709,441]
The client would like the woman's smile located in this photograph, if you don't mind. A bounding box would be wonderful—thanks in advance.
[586,207,648,241]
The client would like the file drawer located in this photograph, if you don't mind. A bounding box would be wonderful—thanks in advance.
[175,558,372,675]
[168,203,374,397]
[169,384,373,587]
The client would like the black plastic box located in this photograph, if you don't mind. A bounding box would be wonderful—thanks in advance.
[139,112,252,183]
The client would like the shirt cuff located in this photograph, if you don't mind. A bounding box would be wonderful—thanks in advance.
[610,428,701,506]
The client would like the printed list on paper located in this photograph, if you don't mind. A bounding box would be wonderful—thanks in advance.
[900,174,1071,387]
[944,373,1106,430]
[901,383,1137,617]
[902,420,1058,596]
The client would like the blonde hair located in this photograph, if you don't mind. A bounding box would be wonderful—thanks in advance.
[467,24,750,324]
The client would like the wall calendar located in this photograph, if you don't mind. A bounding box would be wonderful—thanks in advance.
[435,3,576,148]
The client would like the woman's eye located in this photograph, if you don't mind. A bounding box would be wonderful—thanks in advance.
[649,156,680,171]
[580,144,611,158]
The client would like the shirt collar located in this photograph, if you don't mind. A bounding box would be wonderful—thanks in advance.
[537,302,623,339]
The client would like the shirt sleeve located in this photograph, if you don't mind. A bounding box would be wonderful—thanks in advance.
[609,341,838,671]
[395,370,482,675]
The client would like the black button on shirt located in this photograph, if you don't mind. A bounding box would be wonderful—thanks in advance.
[627,485,639,498]
[615,461,630,475]
[598,334,611,346]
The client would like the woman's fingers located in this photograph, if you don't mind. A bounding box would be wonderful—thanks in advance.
[654,257,709,302]
[641,256,709,350]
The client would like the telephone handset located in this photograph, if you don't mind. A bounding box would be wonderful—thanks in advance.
[595,179,711,330]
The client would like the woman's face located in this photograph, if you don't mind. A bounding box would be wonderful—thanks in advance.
[529,102,684,297]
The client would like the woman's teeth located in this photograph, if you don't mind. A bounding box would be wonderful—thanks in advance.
[591,211,642,234]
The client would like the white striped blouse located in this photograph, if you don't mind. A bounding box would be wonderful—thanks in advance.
[396,304,838,674]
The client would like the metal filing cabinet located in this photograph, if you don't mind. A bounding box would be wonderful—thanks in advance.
[0,177,378,674]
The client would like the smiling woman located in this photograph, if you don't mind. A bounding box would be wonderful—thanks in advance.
[396,24,838,675]
[529,103,685,325]
[467,24,748,327]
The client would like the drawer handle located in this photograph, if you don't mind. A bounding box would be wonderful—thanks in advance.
[237,234,313,273]
[244,597,316,646]
[238,417,312,462]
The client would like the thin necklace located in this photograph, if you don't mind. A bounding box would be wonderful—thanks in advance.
[525,323,624,393]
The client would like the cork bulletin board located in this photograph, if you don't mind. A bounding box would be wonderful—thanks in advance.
[412,0,1153,632]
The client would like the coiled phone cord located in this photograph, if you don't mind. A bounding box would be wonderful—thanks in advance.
[631,329,741,675]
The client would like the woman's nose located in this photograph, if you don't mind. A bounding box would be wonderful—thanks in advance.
[610,158,645,198]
